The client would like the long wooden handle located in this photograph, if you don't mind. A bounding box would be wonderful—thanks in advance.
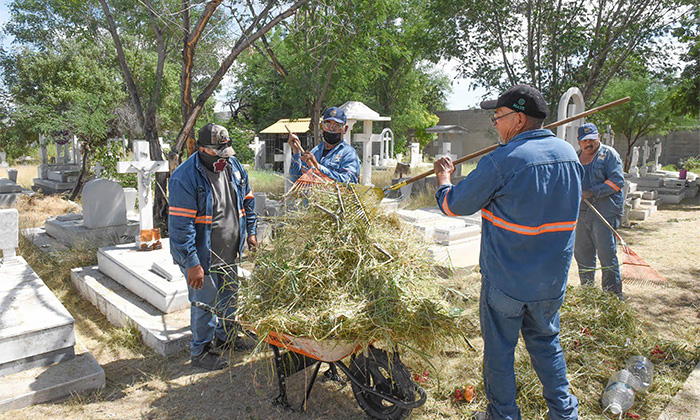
[286,123,320,170]
[583,198,626,245]
[385,96,631,192]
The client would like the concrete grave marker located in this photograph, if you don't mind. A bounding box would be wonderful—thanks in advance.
[83,179,127,229]
[629,147,640,177]
[249,136,265,170]
[0,209,18,259]
[117,140,168,250]
[92,162,105,178]
[641,140,650,177]
[0,152,7,168]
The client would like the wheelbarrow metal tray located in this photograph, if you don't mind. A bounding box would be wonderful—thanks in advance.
[265,331,363,362]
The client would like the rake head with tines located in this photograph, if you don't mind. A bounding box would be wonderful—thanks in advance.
[583,199,667,287]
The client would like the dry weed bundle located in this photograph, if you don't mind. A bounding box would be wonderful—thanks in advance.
[239,186,464,354]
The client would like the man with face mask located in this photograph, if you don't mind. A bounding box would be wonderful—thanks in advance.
[169,123,258,371]
[434,85,581,420]
[288,106,361,183]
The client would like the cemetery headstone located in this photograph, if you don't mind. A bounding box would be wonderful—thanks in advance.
[248,136,265,170]
[0,179,23,209]
[0,208,105,410]
[83,179,127,229]
[92,162,105,178]
[410,143,422,167]
[653,139,662,172]
[6,169,17,183]
[117,140,168,250]
[0,152,7,168]
[641,140,650,177]
[629,147,640,177]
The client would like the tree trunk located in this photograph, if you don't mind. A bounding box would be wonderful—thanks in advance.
[69,143,90,201]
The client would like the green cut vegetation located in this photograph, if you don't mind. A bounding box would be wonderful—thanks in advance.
[239,186,466,354]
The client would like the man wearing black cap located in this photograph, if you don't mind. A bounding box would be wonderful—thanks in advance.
[574,122,624,297]
[434,85,581,419]
[288,106,361,183]
[169,123,258,370]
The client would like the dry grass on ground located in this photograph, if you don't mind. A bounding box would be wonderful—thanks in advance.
[15,193,80,229]
[2,194,698,420]
[2,164,39,189]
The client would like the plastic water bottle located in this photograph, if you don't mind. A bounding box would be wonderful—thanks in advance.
[625,355,654,392]
[601,369,639,416]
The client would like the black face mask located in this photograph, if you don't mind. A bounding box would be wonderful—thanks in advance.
[322,131,343,145]
[198,151,228,172]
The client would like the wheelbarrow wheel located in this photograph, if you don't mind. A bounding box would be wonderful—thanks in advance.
[348,347,414,420]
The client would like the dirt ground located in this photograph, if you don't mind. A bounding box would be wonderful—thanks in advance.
[2,193,699,420]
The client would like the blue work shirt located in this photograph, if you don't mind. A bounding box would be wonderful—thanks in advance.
[290,140,361,183]
[168,153,257,274]
[578,143,624,218]
[436,129,583,301]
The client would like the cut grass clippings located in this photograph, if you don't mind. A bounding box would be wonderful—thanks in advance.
[239,186,467,356]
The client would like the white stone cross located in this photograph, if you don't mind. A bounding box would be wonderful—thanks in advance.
[92,162,105,178]
[248,136,265,170]
[117,140,168,249]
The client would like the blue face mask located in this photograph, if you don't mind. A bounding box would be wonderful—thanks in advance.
[322,131,342,145]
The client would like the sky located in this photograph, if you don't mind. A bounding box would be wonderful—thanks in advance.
[0,0,486,111]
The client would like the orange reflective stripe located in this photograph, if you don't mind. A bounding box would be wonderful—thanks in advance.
[244,191,254,199]
[170,206,197,215]
[481,209,576,236]
[239,209,246,218]
[441,188,458,217]
[195,215,212,224]
[170,211,196,218]
[604,180,620,191]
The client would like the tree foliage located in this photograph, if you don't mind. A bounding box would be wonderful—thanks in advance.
[670,5,700,118]
[432,0,685,117]
[227,0,449,151]
[590,74,696,170]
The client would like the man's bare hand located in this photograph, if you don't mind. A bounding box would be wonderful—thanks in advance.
[286,124,302,154]
[247,235,258,253]
[581,190,594,200]
[187,265,204,290]
[301,151,319,169]
[434,156,455,186]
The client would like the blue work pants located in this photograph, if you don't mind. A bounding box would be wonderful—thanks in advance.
[574,208,622,297]
[184,265,239,356]
[480,280,579,420]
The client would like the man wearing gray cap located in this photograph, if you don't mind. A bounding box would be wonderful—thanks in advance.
[434,85,581,420]
[169,123,258,370]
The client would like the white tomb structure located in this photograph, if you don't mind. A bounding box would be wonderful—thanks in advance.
[33,134,82,194]
[248,136,265,170]
[556,87,586,148]
[117,140,168,250]
[409,143,422,167]
[339,101,392,186]
[0,209,104,412]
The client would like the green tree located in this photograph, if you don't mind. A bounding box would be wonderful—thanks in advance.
[671,5,699,118]
[432,0,686,117]
[1,39,127,198]
[591,75,695,170]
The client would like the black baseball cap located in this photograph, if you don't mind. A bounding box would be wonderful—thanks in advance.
[480,84,548,119]
[197,123,234,158]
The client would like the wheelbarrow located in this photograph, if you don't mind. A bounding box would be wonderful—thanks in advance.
[192,302,427,420]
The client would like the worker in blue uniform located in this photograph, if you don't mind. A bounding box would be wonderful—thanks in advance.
[288,106,361,183]
[434,85,581,420]
[574,122,625,297]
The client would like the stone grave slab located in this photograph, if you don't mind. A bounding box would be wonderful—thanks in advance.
[45,214,139,248]
[83,179,128,229]
[434,224,481,246]
[0,179,24,208]
[632,177,664,188]
[70,266,190,356]
[71,264,253,356]
[428,237,481,269]
[641,190,658,200]
[97,242,188,313]
[0,341,104,413]
[0,256,76,376]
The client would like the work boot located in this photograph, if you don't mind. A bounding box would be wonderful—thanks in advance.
[191,342,228,371]
[471,412,488,420]
[214,334,256,352]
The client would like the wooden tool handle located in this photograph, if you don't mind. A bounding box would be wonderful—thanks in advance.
[286,123,320,169]
[583,198,626,245]
[384,96,631,193]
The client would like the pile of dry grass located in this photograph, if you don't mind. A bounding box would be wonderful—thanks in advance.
[239,186,465,354]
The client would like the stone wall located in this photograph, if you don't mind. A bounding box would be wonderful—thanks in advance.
[425,109,499,161]
[613,129,700,168]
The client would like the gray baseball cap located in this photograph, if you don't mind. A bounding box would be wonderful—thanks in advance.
[197,123,235,158]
